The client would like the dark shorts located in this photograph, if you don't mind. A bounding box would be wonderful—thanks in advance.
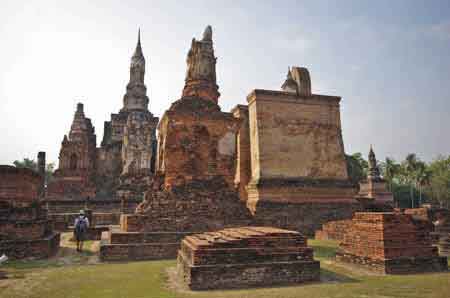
[74,231,87,241]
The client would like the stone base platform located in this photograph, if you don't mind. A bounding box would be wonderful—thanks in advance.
[177,226,320,290]
[0,232,60,259]
[336,253,448,274]
[100,229,192,261]
[438,233,450,256]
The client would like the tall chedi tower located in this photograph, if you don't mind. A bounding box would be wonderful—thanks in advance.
[96,30,158,199]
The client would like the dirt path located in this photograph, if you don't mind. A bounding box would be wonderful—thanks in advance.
[53,232,100,265]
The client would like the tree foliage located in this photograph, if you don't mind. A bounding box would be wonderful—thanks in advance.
[345,153,368,185]
[13,158,55,183]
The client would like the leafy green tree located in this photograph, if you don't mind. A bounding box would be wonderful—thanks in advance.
[345,153,368,186]
[402,153,421,207]
[13,158,36,169]
[426,155,450,208]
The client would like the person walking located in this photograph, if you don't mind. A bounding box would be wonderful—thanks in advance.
[74,210,89,252]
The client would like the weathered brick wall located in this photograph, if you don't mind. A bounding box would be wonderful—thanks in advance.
[315,219,353,241]
[44,198,140,214]
[122,177,252,233]
[0,233,60,259]
[247,90,348,182]
[156,97,240,189]
[46,173,96,200]
[249,200,360,236]
[0,167,60,259]
[0,166,41,205]
[0,220,52,241]
[100,241,180,261]
[177,227,320,290]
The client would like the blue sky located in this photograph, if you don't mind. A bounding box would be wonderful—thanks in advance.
[0,0,449,165]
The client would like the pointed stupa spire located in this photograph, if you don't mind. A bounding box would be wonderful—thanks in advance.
[202,25,213,42]
[123,28,149,111]
[132,28,144,59]
[368,145,381,179]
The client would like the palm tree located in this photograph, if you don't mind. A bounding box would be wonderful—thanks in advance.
[382,157,399,192]
[404,153,419,208]
[415,162,430,207]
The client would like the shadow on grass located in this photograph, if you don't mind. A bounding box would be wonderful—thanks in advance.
[320,267,359,284]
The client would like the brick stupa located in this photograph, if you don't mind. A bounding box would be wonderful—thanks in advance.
[177,227,320,290]
[336,212,448,274]
[0,154,60,259]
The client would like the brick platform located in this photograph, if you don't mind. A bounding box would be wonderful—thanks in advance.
[177,227,320,290]
[100,229,192,261]
[336,212,448,274]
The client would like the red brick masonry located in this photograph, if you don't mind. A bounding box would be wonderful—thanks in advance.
[336,212,448,274]
[177,226,320,290]
[315,219,352,241]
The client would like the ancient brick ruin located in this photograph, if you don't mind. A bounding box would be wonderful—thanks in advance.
[336,212,448,274]
[97,25,383,261]
[0,161,60,259]
[46,103,97,200]
[177,227,320,290]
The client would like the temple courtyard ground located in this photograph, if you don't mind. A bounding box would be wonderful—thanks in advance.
[0,234,449,298]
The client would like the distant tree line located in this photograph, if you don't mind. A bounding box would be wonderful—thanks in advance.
[346,153,450,208]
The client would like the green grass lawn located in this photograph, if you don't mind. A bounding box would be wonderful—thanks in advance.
[0,239,449,298]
